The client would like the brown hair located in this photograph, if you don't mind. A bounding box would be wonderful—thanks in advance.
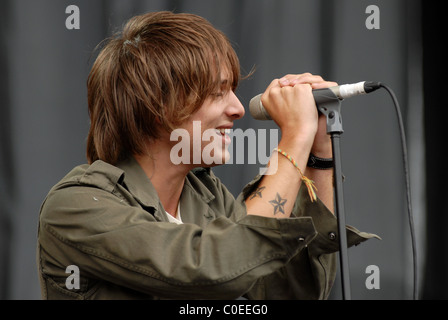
[86,11,241,164]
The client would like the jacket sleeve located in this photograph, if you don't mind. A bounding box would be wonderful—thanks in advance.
[237,175,380,300]
[38,182,320,300]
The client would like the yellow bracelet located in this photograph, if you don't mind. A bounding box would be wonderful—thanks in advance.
[273,148,317,202]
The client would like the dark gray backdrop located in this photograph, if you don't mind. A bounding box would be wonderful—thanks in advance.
[0,0,428,299]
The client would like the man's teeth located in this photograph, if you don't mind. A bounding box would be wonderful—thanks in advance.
[216,128,230,135]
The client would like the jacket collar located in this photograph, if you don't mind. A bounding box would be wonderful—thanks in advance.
[116,156,161,209]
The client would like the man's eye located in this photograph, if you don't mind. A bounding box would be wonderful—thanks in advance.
[212,90,228,98]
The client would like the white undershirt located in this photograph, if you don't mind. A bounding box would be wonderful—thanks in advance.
[165,203,183,224]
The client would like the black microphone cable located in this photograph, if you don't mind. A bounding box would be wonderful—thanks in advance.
[378,83,418,300]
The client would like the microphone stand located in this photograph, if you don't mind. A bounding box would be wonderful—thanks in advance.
[314,91,351,300]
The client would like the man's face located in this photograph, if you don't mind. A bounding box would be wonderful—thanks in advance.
[171,70,245,167]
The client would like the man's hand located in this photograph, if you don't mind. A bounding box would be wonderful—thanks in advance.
[245,73,336,217]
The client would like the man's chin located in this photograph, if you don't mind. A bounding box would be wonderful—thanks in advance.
[200,152,230,168]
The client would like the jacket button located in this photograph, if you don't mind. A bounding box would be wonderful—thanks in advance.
[328,232,337,240]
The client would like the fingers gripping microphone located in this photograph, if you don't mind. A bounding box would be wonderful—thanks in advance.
[249,81,381,120]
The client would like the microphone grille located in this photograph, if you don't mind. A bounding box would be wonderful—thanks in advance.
[249,94,271,120]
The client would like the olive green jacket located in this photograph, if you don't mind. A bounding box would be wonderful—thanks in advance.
[37,156,378,300]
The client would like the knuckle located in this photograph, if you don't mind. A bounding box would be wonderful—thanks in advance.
[295,83,312,91]
[264,87,281,105]
[270,86,282,96]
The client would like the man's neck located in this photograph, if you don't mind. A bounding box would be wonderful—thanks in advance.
[133,141,192,217]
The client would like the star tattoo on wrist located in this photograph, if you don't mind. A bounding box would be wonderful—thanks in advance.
[269,193,287,215]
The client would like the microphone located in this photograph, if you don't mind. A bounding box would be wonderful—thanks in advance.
[249,81,381,120]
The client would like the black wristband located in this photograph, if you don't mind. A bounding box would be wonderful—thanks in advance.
[307,153,334,170]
